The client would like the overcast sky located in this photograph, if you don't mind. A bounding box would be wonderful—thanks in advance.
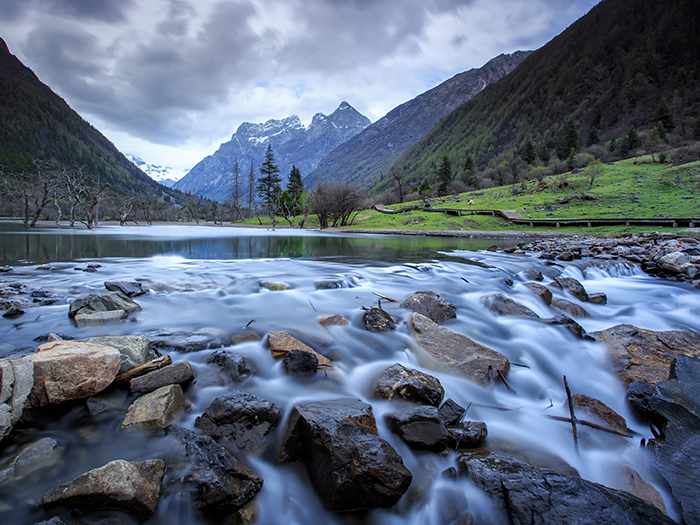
[0,0,598,176]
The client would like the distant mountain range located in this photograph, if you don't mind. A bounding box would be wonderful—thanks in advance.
[173,101,370,202]
[0,38,164,196]
[125,154,186,188]
[306,51,531,190]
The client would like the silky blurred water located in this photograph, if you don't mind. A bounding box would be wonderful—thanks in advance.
[0,224,697,524]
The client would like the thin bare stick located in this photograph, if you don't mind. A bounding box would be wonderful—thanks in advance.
[308,297,317,311]
[372,291,400,303]
[563,375,580,455]
[547,415,632,438]
[497,369,517,394]
[461,277,470,283]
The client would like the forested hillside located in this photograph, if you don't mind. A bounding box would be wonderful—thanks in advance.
[394,0,700,183]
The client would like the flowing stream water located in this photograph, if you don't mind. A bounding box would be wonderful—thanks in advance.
[1,223,698,524]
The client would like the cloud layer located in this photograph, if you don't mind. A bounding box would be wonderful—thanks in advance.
[0,0,598,168]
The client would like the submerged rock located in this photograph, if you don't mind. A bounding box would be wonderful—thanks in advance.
[551,298,590,318]
[278,398,412,511]
[0,437,60,485]
[457,450,674,525]
[160,425,263,514]
[409,313,510,386]
[318,314,349,327]
[267,331,332,369]
[569,393,627,434]
[522,281,553,305]
[362,305,396,332]
[589,292,608,305]
[259,281,289,291]
[550,276,590,302]
[375,363,444,406]
[194,390,282,455]
[146,329,228,352]
[30,341,121,406]
[206,350,255,383]
[540,314,587,339]
[385,405,449,452]
[589,324,700,386]
[482,293,539,318]
[400,291,457,323]
[42,459,165,519]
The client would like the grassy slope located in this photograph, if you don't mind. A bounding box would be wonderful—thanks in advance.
[344,157,700,235]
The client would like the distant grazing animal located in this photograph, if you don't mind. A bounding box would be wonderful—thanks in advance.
[467,199,475,205]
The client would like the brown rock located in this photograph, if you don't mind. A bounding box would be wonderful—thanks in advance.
[619,466,667,515]
[113,355,172,387]
[122,384,186,430]
[400,291,457,323]
[589,324,700,386]
[482,293,539,318]
[318,314,349,327]
[569,393,626,434]
[409,313,510,387]
[267,331,332,369]
[551,298,590,318]
[522,282,553,305]
[550,277,589,302]
[30,341,121,406]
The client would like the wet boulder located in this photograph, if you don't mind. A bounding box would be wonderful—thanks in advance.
[362,306,396,332]
[42,459,165,520]
[400,291,457,323]
[194,390,282,455]
[625,357,700,524]
[385,405,449,452]
[447,421,487,449]
[482,293,539,318]
[521,269,544,281]
[589,292,608,305]
[145,329,228,352]
[550,276,589,302]
[438,398,466,426]
[104,281,146,297]
[589,324,700,386]
[375,363,444,406]
[522,282,552,305]
[278,398,412,511]
[551,298,590,318]
[68,291,141,327]
[160,425,263,514]
[267,331,332,369]
[282,349,318,376]
[121,384,186,430]
[81,335,155,374]
[29,341,121,406]
[129,360,194,394]
[457,450,674,525]
[409,313,510,387]
[206,350,255,383]
[540,315,587,339]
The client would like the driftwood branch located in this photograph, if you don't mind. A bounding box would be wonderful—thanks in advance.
[372,291,400,303]
[497,369,517,394]
[547,415,633,438]
[563,375,580,454]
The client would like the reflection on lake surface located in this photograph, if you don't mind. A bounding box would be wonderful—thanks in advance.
[0,223,696,524]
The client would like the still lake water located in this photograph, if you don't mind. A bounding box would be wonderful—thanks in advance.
[1,223,698,524]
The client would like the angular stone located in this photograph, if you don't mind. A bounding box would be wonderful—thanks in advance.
[113,355,172,387]
[318,314,349,327]
[409,313,510,386]
[557,251,574,261]
[68,291,141,319]
[438,398,466,426]
[362,306,396,332]
[447,421,488,449]
[400,291,457,323]
[375,363,444,406]
[589,324,700,386]
[482,293,539,317]
[658,251,690,273]
[129,361,194,395]
[122,384,185,430]
[195,390,282,455]
[551,298,590,318]
[42,459,165,519]
[550,276,589,301]
[104,281,146,297]
[0,437,60,484]
[267,331,332,369]
[30,341,121,406]
[541,315,587,339]
[619,466,667,515]
[278,398,412,511]
[146,329,228,352]
[283,349,318,376]
[206,350,255,383]
[522,281,553,305]
[74,310,128,327]
[385,405,449,451]
[160,425,263,514]
[521,269,544,281]
[457,451,674,525]
[82,335,155,374]
[2,306,24,318]
[589,292,608,305]
[569,393,627,434]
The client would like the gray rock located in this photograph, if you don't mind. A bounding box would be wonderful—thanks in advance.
[122,384,186,430]
[206,350,255,383]
[551,298,590,318]
[159,425,263,514]
[658,251,690,273]
[400,291,457,323]
[194,390,282,455]
[541,315,587,339]
[82,335,155,374]
[482,293,539,317]
[278,398,412,511]
[104,281,146,297]
[457,450,674,525]
[146,329,228,353]
[74,310,129,327]
[551,277,589,302]
[522,282,553,305]
[0,437,60,484]
[375,363,444,406]
[2,306,24,318]
[409,313,510,386]
[68,291,141,323]
[521,269,544,281]
[385,405,449,451]
[129,361,194,395]
[42,459,165,519]
[588,292,608,305]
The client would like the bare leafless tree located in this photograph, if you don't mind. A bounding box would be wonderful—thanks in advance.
[29,161,61,227]
[388,167,407,204]
[311,183,365,228]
